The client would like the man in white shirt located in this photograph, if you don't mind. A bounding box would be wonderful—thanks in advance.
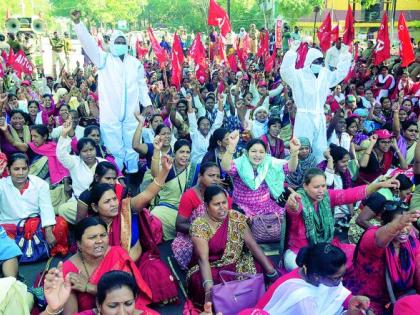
[325,37,346,70]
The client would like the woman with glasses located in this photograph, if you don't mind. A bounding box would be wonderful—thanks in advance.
[257,243,372,315]
[356,129,408,185]
[347,202,420,314]
[392,102,419,164]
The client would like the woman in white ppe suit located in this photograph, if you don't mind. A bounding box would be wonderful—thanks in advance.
[70,10,152,174]
[280,41,352,162]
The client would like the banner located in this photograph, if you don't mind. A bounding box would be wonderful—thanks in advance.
[12,50,34,77]
[275,19,282,49]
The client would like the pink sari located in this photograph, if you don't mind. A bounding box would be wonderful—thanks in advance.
[187,211,261,307]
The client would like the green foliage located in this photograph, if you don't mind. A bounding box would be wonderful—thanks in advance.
[0,0,52,29]
[276,0,325,23]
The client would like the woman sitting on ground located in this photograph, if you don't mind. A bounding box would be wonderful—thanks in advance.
[56,117,108,224]
[87,155,172,261]
[284,168,400,271]
[221,130,300,217]
[348,174,413,244]
[60,217,154,314]
[347,202,420,314]
[187,185,278,308]
[172,162,232,270]
[42,264,217,315]
[257,243,372,315]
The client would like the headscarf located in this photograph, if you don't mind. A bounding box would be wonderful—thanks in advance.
[234,154,285,200]
[109,30,128,57]
[252,107,269,138]
[286,137,317,188]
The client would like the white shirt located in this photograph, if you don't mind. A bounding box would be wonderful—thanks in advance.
[56,136,106,198]
[0,175,56,227]
[188,110,224,163]
[50,125,85,141]
[325,46,347,68]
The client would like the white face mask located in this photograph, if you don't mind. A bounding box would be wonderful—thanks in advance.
[311,64,322,74]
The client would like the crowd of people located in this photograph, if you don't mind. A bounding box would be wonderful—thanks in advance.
[1,7,420,315]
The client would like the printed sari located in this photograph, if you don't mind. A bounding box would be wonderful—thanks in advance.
[187,210,259,307]
[62,246,153,313]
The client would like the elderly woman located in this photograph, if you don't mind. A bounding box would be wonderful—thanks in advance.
[285,168,400,271]
[347,202,420,314]
[257,243,371,315]
[187,185,278,307]
[61,217,154,314]
[221,130,300,217]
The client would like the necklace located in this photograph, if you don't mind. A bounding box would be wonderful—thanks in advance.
[80,253,92,279]
[205,213,223,233]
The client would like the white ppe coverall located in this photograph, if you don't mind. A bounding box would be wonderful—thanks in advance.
[74,23,152,173]
[280,46,351,162]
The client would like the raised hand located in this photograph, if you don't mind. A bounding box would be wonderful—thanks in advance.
[43,262,72,312]
[134,111,145,126]
[228,129,240,147]
[70,10,81,24]
[289,138,301,154]
[286,187,301,212]
[323,149,332,160]
[61,117,73,137]
[397,210,420,230]
[153,135,163,151]
[161,155,173,172]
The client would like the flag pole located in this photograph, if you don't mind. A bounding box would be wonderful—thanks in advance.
[313,6,320,44]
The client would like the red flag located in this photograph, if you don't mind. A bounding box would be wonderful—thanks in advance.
[257,31,269,58]
[171,33,184,90]
[0,64,4,78]
[264,49,276,73]
[317,12,332,53]
[344,44,359,83]
[373,13,390,65]
[188,33,207,68]
[11,50,34,77]
[135,39,148,59]
[236,46,247,71]
[295,42,309,69]
[343,5,355,45]
[331,24,339,43]
[148,27,169,68]
[208,0,232,37]
[398,13,415,67]
[8,48,15,66]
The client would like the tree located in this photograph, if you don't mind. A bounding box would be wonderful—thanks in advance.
[275,0,325,23]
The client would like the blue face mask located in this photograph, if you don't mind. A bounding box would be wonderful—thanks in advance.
[310,64,322,74]
[112,44,128,56]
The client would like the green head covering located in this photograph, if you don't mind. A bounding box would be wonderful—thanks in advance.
[298,137,311,148]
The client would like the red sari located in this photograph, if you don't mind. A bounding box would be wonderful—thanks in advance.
[63,246,155,313]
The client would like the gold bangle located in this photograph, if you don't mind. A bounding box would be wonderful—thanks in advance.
[153,178,164,188]
[45,305,64,315]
